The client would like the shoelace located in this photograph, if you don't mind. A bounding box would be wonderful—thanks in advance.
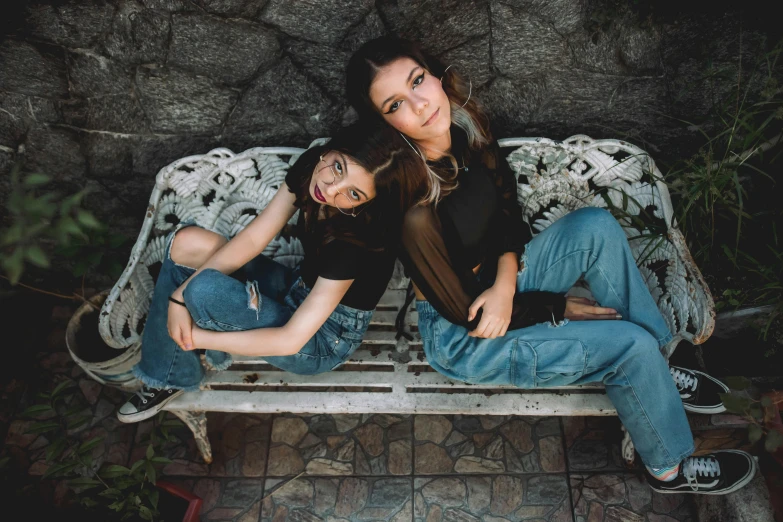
[682,456,721,490]
[670,367,698,392]
[133,388,156,405]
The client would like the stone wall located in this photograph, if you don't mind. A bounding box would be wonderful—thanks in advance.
[0,0,777,240]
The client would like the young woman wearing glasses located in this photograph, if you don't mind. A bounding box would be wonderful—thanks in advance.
[346,36,755,496]
[118,121,425,422]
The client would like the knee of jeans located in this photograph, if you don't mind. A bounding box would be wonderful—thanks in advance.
[626,328,661,360]
[572,207,625,243]
[183,269,223,312]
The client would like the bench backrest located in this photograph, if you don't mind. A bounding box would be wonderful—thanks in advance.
[100,136,714,357]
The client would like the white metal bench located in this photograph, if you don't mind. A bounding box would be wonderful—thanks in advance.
[99,135,715,464]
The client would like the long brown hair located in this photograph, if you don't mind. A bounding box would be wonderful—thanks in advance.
[346,36,492,204]
[288,121,426,250]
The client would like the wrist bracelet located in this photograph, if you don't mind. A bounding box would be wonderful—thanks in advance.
[169,296,187,308]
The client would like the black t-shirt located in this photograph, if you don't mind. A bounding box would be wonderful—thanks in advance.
[284,148,397,311]
[399,126,566,329]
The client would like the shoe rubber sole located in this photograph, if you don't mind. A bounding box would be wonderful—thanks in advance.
[116,390,184,424]
[648,450,757,495]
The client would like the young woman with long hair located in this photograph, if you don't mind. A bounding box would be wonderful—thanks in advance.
[346,36,755,495]
[117,121,425,423]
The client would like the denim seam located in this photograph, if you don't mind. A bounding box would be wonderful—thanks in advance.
[616,364,674,466]
[542,249,630,319]
[194,318,246,332]
[132,365,201,393]
[432,320,450,370]
[523,340,537,388]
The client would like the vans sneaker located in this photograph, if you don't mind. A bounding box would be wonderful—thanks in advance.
[647,450,756,495]
[670,365,729,414]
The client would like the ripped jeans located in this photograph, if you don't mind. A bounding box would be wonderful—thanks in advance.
[416,208,694,469]
[133,225,371,391]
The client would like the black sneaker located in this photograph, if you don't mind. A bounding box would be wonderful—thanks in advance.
[117,387,183,423]
[647,450,757,495]
[670,365,729,414]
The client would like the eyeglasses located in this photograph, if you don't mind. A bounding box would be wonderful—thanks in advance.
[318,155,367,217]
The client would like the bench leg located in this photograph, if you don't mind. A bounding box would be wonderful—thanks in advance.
[621,424,635,467]
[171,410,212,464]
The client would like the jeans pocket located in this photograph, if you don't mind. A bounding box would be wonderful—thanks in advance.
[331,340,361,370]
[528,338,587,388]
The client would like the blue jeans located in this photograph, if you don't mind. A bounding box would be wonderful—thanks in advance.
[416,208,694,469]
[134,226,372,391]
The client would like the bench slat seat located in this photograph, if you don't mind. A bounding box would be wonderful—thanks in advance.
[100,135,714,464]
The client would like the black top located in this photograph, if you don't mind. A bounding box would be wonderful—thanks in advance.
[284,148,397,311]
[400,126,566,330]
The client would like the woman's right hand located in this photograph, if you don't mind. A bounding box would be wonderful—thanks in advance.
[167,301,194,350]
[564,296,622,321]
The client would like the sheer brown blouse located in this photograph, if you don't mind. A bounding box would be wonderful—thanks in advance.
[399,127,566,330]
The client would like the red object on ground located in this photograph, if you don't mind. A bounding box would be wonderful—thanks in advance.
[156,481,203,522]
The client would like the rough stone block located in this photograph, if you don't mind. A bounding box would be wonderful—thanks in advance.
[379,0,490,55]
[103,1,171,64]
[199,0,269,17]
[83,133,136,179]
[529,66,670,132]
[67,49,134,97]
[226,58,337,137]
[341,9,386,53]
[0,93,32,145]
[23,126,87,181]
[25,1,115,48]
[492,0,585,34]
[491,2,568,79]
[438,34,493,88]
[260,0,374,45]
[135,66,239,134]
[131,134,218,175]
[286,40,351,98]
[62,94,149,133]
[169,13,278,85]
[141,0,197,11]
[619,25,664,74]
[0,40,68,98]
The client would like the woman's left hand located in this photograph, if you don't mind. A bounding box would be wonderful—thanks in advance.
[181,325,204,351]
[468,286,514,338]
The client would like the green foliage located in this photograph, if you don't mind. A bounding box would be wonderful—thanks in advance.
[1,164,101,284]
[23,378,181,521]
[666,39,783,333]
[719,384,783,453]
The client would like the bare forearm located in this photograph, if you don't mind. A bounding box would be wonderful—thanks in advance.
[192,325,303,357]
[494,252,518,296]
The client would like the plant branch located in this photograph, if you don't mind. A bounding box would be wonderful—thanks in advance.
[0,276,99,310]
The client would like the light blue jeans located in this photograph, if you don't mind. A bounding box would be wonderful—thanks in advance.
[416,208,694,469]
[134,225,372,391]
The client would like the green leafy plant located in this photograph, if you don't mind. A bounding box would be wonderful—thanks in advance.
[720,377,783,454]
[22,378,181,521]
[1,164,101,285]
[663,39,783,341]
[666,39,782,265]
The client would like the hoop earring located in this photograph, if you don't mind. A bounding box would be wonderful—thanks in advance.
[399,132,423,160]
[440,64,472,108]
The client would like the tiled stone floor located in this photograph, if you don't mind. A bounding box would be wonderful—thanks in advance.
[1,347,757,521]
